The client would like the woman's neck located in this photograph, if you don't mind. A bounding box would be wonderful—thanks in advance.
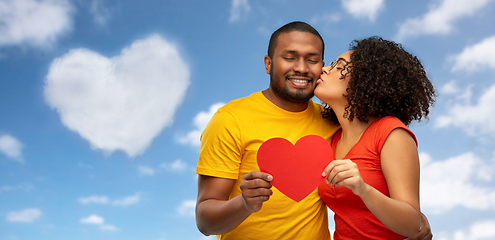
[333,106,375,159]
[339,117,374,140]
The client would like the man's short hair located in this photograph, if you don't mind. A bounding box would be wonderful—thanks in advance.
[267,21,325,60]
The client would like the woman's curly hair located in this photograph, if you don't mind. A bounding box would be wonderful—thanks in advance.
[321,36,436,126]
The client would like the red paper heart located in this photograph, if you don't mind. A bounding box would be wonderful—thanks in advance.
[257,135,333,202]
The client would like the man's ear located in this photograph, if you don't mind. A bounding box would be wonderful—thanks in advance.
[264,55,271,75]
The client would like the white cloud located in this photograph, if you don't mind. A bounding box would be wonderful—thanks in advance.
[111,193,140,206]
[419,152,495,214]
[0,184,34,193]
[341,0,384,22]
[441,80,461,95]
[310,13,342,26]
[79,193,140,206]
[78,162,93,169]
[80,214,104,224]
[435,220,495,240]
[137,159,189,176]
[0,186,14,193]
[176,103,224,146]
[44,35,190,158]
[440,80,473,105]
[396,0,490,41]
[435,82,495,136]
[100,224,119,231]
[176,199,196,217]
[80,214,120,231]
[138,165,155,176]
[89,0,110,26]
[79,195,109,205]
[0,134,23,162]
[328,210,335,235]
[0,0,73,48]
[229,0,251,23]
[6,208,42,223]
[450,35,495,72]
[160,159,188,172]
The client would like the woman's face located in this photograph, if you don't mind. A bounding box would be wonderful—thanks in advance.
[314,50,352,105]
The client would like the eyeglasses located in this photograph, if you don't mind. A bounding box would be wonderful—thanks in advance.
[327,58,350,72]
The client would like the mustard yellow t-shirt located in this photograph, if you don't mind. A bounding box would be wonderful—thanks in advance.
[197,91,339,240]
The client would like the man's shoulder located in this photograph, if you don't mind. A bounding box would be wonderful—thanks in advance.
[309,99,324,110]
[220,91,263,112]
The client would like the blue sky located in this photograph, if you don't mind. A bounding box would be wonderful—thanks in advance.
[1,0,495,239]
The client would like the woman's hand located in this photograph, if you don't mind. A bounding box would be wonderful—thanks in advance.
[322,159,369,197]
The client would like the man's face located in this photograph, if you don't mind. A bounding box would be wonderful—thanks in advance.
[265,31,324,104]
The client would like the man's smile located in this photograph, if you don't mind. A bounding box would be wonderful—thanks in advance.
[287,77,313,88]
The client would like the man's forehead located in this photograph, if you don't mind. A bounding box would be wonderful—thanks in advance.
[275,31,323,55]
[281,50,322,59]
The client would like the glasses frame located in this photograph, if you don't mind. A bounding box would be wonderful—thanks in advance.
[327,58,350,72]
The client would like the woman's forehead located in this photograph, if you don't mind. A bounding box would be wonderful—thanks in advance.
[335,50,352,62]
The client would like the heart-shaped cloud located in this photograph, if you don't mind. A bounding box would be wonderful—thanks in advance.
[44,35,190,157]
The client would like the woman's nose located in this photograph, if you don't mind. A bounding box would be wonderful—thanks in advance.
[322,65,330,74]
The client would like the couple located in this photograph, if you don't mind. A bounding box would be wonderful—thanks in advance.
[195,21,435,239]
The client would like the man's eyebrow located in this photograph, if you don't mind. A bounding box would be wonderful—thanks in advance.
[308,52,322,56]
[282,50,322,56]
[282,50,297,54]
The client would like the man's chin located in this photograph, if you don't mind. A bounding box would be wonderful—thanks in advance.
[285,91,314,103]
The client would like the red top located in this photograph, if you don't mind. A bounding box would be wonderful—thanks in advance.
[319,116,417,240]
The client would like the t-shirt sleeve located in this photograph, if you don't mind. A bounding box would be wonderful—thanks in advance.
[375,116,418,155]
[196,108,242,179]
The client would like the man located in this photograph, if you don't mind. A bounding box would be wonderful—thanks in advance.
[195,21,432,240]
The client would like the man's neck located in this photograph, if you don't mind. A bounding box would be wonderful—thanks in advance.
[262,89,309,112]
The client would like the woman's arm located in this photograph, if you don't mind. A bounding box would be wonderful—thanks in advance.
[376,128,421,237]
[323,128,421,237]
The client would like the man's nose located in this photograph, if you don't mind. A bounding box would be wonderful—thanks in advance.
[293,59,309,74]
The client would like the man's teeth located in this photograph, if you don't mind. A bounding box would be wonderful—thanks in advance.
[289,79,309,83]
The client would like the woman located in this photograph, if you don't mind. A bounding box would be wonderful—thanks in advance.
[314,36,435,239]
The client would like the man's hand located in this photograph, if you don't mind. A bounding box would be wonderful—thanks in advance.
[405,212,432,240]
[240,171,273,213]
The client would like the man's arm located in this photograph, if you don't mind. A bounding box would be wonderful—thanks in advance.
[195,171,273,236]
